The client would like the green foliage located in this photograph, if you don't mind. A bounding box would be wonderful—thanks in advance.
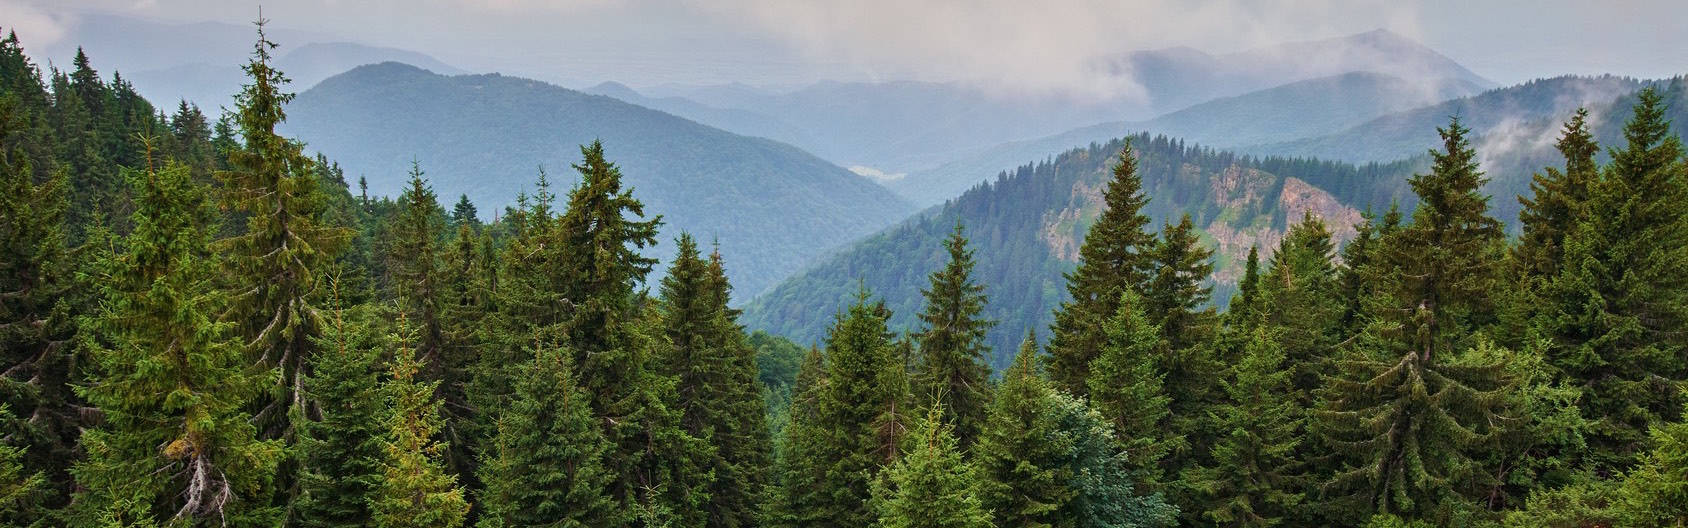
[1048,392,1179,528]
[1536,87,1688,473]
[806,290,911,527]
[975,334,1072,528]
[1611,411,1688,526]
[295,296,387,527]
[1183,329,1305,527]
[912,223,995,448]
[870,406,991,528]
[370,316,468,528]
[474,344,619,528]
[72,158,282,526]
[658,234,773,528]
[1048,144,1156,397]
[763,347,827,528]
[1086,290,1177,484]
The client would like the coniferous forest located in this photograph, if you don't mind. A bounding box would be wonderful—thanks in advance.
[3,19,1688,528]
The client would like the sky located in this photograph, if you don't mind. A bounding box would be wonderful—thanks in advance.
[1,0,1684,93]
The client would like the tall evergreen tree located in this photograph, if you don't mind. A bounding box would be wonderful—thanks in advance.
[474,342,619,528]
[1514,108,1599,280]
[1047,143,1155,397]
[1260,213,1342,406]
[450,194,479,229]
[1085,290,1177,485]
[1048,392,1178,528]
[870,405,992,528]
[912,223,995,449]
[295,288,385,528]
[1183,329,1306,527]
[0,97,79,518]
[370,315,469,528]
[1539,88,1688,473]
[1315,117,1510,523]
[765,347,828,528]
[976,333,1074,528]
[214,18,348,444]
[1144,212,1216,353]
[659,234,772,528]
[72,156,282,526]
[809,290,911,527]
[1229,245,1262,326]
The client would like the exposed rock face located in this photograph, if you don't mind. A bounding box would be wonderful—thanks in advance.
[1038,162,1361,286]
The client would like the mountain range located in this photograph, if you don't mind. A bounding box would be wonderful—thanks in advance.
[281,62,914,297]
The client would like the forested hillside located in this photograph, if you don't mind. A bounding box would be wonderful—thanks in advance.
[282,62,915,296]
[742,134,1387,370]
[4,21,1688,528]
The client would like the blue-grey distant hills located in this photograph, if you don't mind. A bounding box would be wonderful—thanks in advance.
[282,62,916,298]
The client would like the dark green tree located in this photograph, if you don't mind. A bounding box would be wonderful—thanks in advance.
[1049,392,1178,528]
[1315,117,1510,523]
[1229,245,1261,326]
[72,157,282,526]
[0,97,79,518]
[295,289,386,528]
[764,347,828,528]
[1538,88,1688,473]
[870,405,991,528]
[450,194,479,229]
[1259,213,1343,406]
[474,343,619,528]
[1085,289,1177,485]
[1182,329,1305,527]
[1514,108,1599,280]
[810,290,911,527]
[214,19,349,443]
[1144,212,1216,353]
[975,333,1073,528]
[658,234,772,528]
[1047,143,1155,397]
[912,223,995,449]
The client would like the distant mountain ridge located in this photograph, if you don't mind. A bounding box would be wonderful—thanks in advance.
[887,71,1483,206]
[283,62,916,297]
[742,135,1388,370]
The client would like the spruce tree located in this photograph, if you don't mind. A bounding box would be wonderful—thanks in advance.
[1612,411,1688,525]
[1144,212,1216,352]
[0,405,42,525]
[1539,87,1688,473]
[765,347,828,528]
[912,223,995,449]
[1049,392,1178,528]
[474,342,619,528]
[1047,143,1155,397]
[1085,289,1177,484]
[1315,117,1510,523]
[0,98,79,517]
[659,234,772,528]
[870,405,992,528]
[1259,212,1342,406]
[295,288,386,528]
[1229,245,1261,326]
[975,333,1074,528]
[72,157,282,526]
[370,315,469,528]
[810,290,911,527]
[214,18,348,443]
[450,194,479,229]
[1514,108,1599,280]
[1182,329,1305,527]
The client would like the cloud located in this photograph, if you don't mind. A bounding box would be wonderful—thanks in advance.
[0,0,69,48]
[689,0,1421,99]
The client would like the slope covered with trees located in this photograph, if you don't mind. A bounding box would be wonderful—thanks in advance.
[282,62,915,296]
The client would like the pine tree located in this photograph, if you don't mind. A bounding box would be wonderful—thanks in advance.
[72,155,282,526]
[1259,213,1342,406]
[1315,117,1510,522]
[1183,329,1305,527]
[0,97,79,518]
[765,347,828,528]
[474,342,619,528]
[871,405,992,528]
[1085,289,1177,484]
[370,314,469,528]
[214,18,349,444]
[1539,87,1688,473]
[450,194,479,229]
[295,286,386,528]
[659,234,772,528]
[1047,143,1155,397]
[912,223,995,449]
[810,290,911,527]
[1514,108,1599,280]
[1144,212,1216,352]
[975,333,1074,528]
[1229,245,1261,326]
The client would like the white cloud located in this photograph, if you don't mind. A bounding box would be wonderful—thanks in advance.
[0,0,68,48]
